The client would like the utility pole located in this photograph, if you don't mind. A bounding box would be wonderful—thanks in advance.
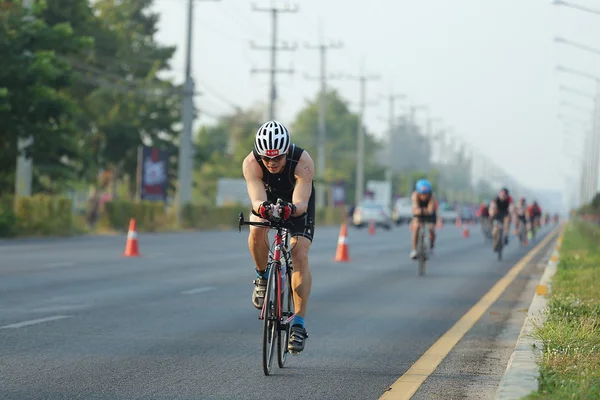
[177,0,219,222]
[385,91,406,191]
[347,64,379,205]
[251,2,298,120]
[591,82,600,200]
[304,29,343,208]
[15,0,34,199]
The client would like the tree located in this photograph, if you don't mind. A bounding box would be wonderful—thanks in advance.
[83,0,181,198]
[193,107,263,204]
[0,0,92,194]
[291,89,383,204]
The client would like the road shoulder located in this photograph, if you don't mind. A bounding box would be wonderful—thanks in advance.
[410,238,555,400]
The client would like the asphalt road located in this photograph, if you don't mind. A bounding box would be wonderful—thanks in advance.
[0,223,555,400]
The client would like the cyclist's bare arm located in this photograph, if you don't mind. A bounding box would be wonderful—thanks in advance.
[426,196,438,215]
[488,201,497,216]
[411,192,423,215]
[242,153,268,213]
[291,151,314,216]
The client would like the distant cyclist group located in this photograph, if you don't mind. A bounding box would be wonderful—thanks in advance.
[479,189,543,246]
[240,119,552,362]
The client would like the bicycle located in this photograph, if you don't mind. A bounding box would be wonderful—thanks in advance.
[413,213,432,276]
[492,216,505,261]
[238,199,311,376]
[517,218,527,247]
[530,217,539,241]
[481,217,492,241]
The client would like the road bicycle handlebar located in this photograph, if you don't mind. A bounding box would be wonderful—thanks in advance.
[238,198,313,233]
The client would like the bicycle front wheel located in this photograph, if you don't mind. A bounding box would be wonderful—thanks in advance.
[277,263,294,368]
[417,226,426,276]
[262,264,278,376]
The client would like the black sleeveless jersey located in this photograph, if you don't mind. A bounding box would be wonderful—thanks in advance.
[417,196,430,208]
[253,143,310,202]
[495,195,512,213]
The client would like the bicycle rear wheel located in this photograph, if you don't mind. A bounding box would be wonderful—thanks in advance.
[417,226,426,276]
[497,227,503,261]
[492,222,503,260]
[262,264,278,376]
[277,262,293,368]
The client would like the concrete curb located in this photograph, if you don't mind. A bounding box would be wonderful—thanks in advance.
[495,228,564,399]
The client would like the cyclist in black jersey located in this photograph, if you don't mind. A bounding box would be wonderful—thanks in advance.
[242,120,315,355]
[489,187,514,246]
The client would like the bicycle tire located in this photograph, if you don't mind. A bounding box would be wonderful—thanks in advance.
[418,226,426,276]
[497,227,503,261]
[262,264,278,376]
[277,254,293,368]
[492,221,503,260]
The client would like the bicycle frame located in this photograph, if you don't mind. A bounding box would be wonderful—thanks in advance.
[258,226,294,325]
[238,200,315,319]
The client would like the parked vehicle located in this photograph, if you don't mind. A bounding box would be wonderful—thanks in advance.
[353,201,392,229]
[392,197,413,225]
[459,206,476,223]
[438,202,458,224]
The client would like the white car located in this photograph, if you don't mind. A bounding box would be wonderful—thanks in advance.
[392,197,413,225]
[352,202,392,230]
[438,202,458,224]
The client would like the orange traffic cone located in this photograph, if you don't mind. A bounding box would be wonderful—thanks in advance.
[368,219,375,235]
[436,219,443,230]
[334,224,350,262]
[462,226,470,238]
[123,218,140,257]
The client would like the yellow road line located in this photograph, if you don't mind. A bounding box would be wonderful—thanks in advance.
[379,226,560,400]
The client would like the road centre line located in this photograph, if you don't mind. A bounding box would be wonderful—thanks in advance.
[379,226,560,400]
[181,286,215,295]
[0,315,72,329]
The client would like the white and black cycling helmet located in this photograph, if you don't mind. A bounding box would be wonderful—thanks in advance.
[254,120,290,158]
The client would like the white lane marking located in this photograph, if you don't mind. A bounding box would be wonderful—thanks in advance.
[45,262,75,268]
[32,305,89,313]
[0,315,71,329]
[181,286,215,295]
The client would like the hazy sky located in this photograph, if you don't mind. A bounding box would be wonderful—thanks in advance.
[150,0,600,192]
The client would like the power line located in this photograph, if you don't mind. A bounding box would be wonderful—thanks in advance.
[250,2,298,121]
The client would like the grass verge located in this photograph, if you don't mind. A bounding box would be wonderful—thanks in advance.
[526,221,600,399]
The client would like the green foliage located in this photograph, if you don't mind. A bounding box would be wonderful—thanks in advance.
[9,194,73,236]
[291,89,383,203]
[100,200,346,232]
[527,222,600,399]
[0,0,92,194]
[193,108,263,203]
[103,199,169,232]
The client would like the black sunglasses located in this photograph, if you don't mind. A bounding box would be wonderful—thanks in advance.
[260,154,286,163]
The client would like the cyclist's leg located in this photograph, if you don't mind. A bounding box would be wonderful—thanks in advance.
[503,213,510,244]
[428,213,436,250]
[410,216,419,259]
[248,211,271,309]
[287,212,314,353]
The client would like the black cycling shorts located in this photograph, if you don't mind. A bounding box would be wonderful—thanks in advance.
[251,187,316,242]
[413,212,436,224]
[517,214,526,223]
[493,211,509,221]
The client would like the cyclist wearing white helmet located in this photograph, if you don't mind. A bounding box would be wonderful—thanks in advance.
[410,178,439,259]
[242,120,315,355]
